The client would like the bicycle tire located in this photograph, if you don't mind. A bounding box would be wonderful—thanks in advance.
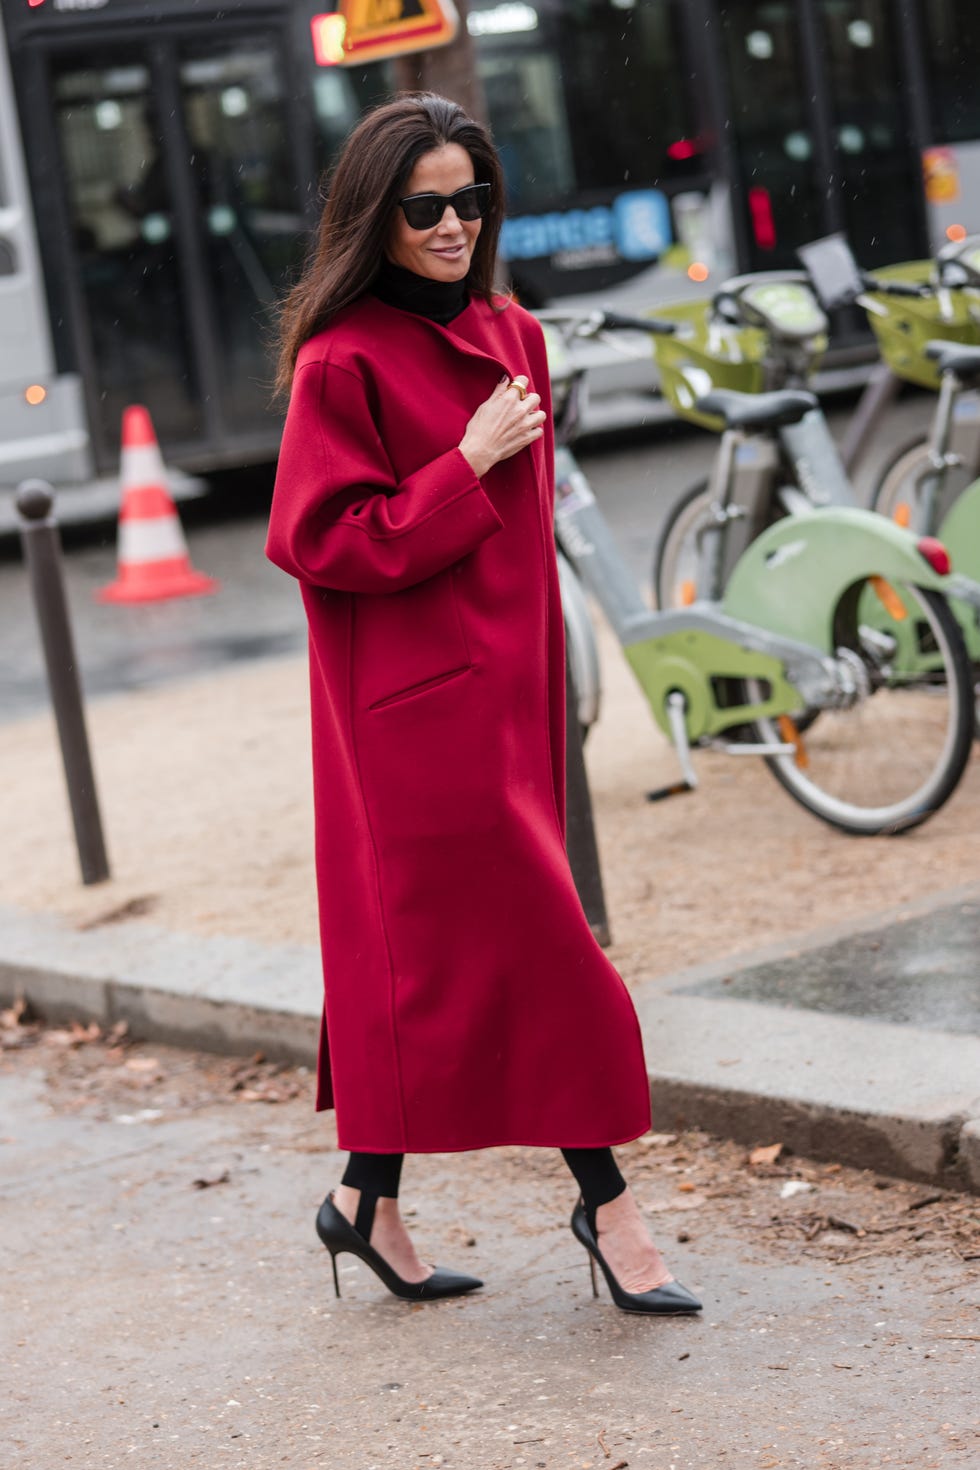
[652,478,710,608]
[751,582,973,835]
[872,437,980,734]
[558,548,601,741]
[871,436,975,525]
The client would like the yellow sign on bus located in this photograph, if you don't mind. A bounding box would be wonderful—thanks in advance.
[311,0,459,67]
[922,146,961,206]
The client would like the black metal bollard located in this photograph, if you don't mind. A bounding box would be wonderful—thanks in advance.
[564,650,611,947]
[16,480,110,885]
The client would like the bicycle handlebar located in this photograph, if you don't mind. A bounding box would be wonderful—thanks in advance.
[860,273,933,300]
[597,310,679,336]
[539,307,680,342]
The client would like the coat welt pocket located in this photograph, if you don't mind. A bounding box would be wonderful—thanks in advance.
[353,569,471,711]
[368,662,473,711]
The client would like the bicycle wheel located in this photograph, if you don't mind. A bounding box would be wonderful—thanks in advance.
[871,437,974,527]
[873,438,980,733]
[653,479,710,608]
[558,549,601,740]
[750,581,973,835]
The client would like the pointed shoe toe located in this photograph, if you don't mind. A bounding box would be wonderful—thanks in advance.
[622,1279,702,1315]
[409,1266,484,1300]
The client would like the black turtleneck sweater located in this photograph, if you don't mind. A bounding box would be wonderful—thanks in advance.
[370,257,470,325]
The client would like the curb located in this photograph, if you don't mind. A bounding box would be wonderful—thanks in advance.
[0,905,321,1064]
[2,903,978,1194]
[634,987,980,1197]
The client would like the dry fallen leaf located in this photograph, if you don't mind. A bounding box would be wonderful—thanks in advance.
[124,1057,161,1073]
[0,996,32,1030]
[749,1143,784,1167]
[237,1084,301,1102]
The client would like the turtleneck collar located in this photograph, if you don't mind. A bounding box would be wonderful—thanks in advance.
[370,257,470,325]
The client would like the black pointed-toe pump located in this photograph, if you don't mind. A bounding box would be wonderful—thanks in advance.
[315,1191,484,1301]
[571,1199,702,1315]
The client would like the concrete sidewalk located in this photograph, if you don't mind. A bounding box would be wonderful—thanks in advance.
[3,884,978,1195]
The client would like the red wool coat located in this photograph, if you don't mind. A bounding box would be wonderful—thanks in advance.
[266,293,651,1152]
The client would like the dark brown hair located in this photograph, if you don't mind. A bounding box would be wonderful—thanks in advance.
[275,92,505,395]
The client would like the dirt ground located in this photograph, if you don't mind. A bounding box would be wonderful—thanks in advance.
[1,618,979,991]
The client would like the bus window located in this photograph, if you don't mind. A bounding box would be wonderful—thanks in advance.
[310,68,375,175]
[921,0,980,145]
[51,55,204,450]
[479,52,574,211]
[550,0,697,192]
[179,37,307,432]
[470,0,699,210]
[716,1,824,268]
[819,0,922,267]
[308,61,392,180]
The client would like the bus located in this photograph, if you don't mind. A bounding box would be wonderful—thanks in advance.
[0,0,978,495]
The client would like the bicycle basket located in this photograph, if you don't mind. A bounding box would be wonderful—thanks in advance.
[649,298,769,431]
[865,261,980,389]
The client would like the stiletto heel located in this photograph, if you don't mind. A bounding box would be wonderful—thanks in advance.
[587,1252,599,1299]
[315,1191,483,1302]
[571,1199,702,1316]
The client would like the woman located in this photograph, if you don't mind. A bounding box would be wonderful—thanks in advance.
[266,93,700,1316]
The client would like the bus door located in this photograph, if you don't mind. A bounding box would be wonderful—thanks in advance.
[711,0,924,271]
[45,26,305,473]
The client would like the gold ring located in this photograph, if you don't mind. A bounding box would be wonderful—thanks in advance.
[508,379,528,401]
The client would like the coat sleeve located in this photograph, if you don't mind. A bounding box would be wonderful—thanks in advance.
[265,360,503,594]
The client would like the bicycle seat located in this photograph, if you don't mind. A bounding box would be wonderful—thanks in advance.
[694,388,817,430]
[924,340,980,383]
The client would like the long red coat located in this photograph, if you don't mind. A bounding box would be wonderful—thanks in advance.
[266,293,651,1152]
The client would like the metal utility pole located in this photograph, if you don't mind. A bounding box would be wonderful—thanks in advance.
[392,0,489,123]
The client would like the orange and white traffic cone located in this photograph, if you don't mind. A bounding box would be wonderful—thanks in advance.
[97,405,219,604]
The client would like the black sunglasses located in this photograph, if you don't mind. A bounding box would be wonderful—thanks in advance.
[397,183,491,231]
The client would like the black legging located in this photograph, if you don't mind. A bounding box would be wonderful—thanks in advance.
[341,1147,626,1215]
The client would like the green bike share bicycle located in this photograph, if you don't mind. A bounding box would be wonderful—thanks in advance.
[799,231,980,606]
[542,310,974,837]
[650,255,980,695]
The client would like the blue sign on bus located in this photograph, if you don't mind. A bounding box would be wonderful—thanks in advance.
[500,189,671,265]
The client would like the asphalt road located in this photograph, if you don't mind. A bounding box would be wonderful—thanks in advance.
[0,395,934,724]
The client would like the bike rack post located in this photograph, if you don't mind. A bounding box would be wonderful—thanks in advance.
[564,650,611,947]
[16,480,111,885]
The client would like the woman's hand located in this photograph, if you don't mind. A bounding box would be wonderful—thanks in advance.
[459,376,547,479]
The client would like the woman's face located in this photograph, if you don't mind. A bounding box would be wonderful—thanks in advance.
[387,143,481,282]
